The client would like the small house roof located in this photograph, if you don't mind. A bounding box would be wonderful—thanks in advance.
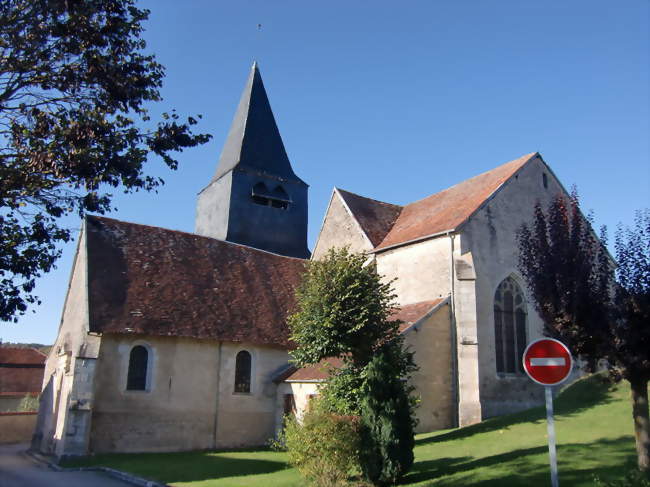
[0,347,46,366]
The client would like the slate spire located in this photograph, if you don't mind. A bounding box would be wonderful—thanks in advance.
[212,62,304,184]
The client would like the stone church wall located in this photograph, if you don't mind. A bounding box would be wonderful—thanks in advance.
[403,301,455,432]
[34,227,102,457]
[460,156,566,417]
[376,236,452,305]
[312,190,373,260]
[90,334,221,453]
[215,342,290,448]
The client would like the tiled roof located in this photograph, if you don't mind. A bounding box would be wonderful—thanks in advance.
[394,299,445,332]
[336,189,403,246]
[375,153,537,250]
[278,357,345,383]
[278,299,445,382]
[86,216,306,348]
[0,348,46,365]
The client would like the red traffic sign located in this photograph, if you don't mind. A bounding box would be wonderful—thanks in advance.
[523,338,573,386]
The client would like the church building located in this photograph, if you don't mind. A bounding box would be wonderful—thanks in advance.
[33,63,575,457]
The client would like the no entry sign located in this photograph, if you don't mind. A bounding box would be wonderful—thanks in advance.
[523,338,573,487]
[523,338,573,386]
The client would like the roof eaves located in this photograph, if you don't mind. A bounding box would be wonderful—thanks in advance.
[452,152,539,234]
[372,229,456,254]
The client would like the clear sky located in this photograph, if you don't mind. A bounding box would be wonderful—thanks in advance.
[2,0,648,345]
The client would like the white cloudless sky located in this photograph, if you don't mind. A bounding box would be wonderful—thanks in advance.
[2,0,648,344]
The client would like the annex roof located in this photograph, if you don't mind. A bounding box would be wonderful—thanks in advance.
[336,188,403,247]
[210,62,305,185]
[86,216,306,348]
[374,152,538,251]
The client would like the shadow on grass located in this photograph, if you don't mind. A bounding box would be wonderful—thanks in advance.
[416,374,617,447]
[403,436,634,486]
[64,448,290,484]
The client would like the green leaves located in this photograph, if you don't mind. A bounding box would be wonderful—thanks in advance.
[288,248,400,369]
[287,247,418,484]
[0,0,211,322]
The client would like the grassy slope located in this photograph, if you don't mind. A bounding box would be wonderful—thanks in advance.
[64,375,639,486]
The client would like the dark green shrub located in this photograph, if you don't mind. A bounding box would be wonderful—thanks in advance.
[359,345,416,486]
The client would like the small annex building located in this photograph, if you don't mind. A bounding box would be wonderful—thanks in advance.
[0,347,46,412]
[34,63,577,457]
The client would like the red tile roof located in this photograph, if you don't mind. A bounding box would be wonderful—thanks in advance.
[278,299,446,382]
[394,299,446,332]
[86,216,306,348]
[375,153,537,251]
[278,357,345,382]
[0,348,46,365]
[336,189,403,246]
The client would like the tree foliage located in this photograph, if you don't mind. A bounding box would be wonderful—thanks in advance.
[613,210,650,473]
[0,0,211,321]
[281,401,360,487]
[518,193,650,472]
[359,344,416,486]
[288,247,417,485]
[612,209,650,383]
[517,191,612,371]
[289,248,401,369]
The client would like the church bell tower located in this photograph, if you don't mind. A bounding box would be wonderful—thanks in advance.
[195,63,310,259]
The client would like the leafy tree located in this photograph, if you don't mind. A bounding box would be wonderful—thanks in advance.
[612,210,650,472]
[518,194,650,472]
[517,191,612,371]
[289,248,401,370]
[288,247,417,485]
[0,0,211,322]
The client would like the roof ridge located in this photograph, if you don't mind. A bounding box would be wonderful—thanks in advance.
[373,152,539,251]
[405,152,537,208]
[87,215,308,262]
[336,187,403,209]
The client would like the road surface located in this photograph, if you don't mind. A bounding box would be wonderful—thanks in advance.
[0,443,136,487]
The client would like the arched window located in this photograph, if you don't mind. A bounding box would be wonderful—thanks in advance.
[127,345,148,390]
[234,350,252,393]
[494,277,527,375]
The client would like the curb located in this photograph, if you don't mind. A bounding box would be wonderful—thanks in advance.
[26,450,168,487]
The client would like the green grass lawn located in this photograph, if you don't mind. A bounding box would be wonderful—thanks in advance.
[63,375,641,486]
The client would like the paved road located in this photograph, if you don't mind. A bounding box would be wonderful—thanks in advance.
[0,443,135,487]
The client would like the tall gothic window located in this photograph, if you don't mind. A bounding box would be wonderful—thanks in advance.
[234,350,252,393]
[127,345,148,390]
[494,277,527,375]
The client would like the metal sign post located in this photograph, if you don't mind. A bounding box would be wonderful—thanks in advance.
[545,386,559,487]
[523,338,573,487]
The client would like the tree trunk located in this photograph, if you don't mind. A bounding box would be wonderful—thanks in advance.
[630,376,650,472]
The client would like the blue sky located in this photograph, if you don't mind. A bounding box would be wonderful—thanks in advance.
[2,0,648,345]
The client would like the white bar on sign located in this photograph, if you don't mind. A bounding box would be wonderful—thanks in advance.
[531,357,566,367]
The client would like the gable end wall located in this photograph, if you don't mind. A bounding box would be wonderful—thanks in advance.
[459,156,569,417]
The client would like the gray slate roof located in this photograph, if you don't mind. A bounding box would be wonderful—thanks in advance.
[212,62,305,185]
